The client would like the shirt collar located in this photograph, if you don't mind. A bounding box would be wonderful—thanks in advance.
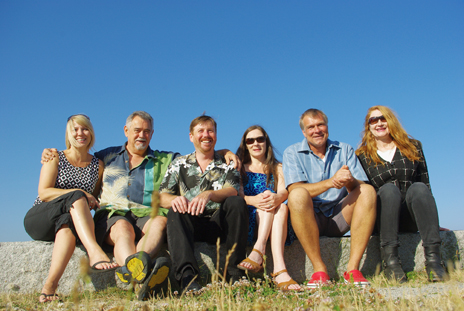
[187,151,223,166]
[297,138,340,154]
[119,143,156,159]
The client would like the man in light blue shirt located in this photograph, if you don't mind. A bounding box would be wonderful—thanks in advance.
[283,108,376,288]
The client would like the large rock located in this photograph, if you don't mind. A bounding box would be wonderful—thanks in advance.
[1,231,462,294]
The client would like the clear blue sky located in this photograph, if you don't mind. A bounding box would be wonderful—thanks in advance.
[1,1,463,242]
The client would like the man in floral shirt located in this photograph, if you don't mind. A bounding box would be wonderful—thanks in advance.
[159,115,248,293]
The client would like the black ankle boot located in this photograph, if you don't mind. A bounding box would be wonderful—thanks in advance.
[381,246,407,283]
[424,245,448,282]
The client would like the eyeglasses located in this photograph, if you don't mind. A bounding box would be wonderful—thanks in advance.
[246,136,266,145]
[67,114,90,122]
[368,115,386,125]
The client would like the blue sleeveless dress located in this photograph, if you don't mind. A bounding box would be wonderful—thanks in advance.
[243,172,296,246]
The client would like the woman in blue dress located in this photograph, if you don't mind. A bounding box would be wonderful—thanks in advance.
[236,125,300,291]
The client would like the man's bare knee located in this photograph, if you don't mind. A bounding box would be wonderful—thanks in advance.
[288,187,313,213]
[107,220,135,243]
[358,184,376,206]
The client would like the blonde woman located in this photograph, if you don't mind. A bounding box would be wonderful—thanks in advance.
[356,106,447,282]
[236,125,301,291]
[24,114,117,303]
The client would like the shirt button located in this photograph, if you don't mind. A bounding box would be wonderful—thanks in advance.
[128,183,131,186]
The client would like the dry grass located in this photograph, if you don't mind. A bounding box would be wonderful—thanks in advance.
[1,267,464,310]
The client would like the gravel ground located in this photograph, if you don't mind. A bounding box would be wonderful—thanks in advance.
[376,282,464,300]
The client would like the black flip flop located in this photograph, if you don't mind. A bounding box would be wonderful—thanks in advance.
[89,260,118,273]
[136,257,171,301]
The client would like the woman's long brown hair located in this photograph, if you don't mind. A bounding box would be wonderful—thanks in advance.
[236,125,280,191]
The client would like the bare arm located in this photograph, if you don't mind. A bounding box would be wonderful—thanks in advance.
[160,187,238,216]
[41,148,58,164]
[159,193,189,213]
[246,165,288,211]
[217,149,241,170]
[288,165,362,196]
[37,156,96,207]
[287,179,332,197]
[189,187,237,215]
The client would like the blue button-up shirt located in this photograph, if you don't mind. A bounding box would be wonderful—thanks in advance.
[283,138,368,216]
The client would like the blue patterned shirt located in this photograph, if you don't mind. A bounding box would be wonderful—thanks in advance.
[95,144,179,218]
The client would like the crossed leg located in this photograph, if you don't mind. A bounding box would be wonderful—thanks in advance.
[41,196,116,303]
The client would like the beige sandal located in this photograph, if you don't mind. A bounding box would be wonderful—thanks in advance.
[237,248,264,273]
[271,269,301,291]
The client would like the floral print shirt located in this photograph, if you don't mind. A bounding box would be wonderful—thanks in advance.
[159,151,240,216]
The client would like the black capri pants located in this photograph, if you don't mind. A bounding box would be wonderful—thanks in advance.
[24,190,88,242]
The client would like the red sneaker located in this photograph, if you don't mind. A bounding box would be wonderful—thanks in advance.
[343,270,370,287]
[307,271,330,288]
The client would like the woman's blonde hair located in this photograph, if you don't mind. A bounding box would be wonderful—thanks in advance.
[356,105,420,165]
[65,114,95,151]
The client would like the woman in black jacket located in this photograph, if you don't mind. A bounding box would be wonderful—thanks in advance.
[356,105,447,283]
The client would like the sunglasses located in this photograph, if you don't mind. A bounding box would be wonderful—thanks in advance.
[67,114,90,122]
[368,115,386,125]
[246,136,266,145]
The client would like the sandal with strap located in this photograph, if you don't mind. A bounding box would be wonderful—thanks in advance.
[271,269,301,291]
[237,248,264,273]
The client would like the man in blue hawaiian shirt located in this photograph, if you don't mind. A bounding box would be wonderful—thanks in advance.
[42,111,239,300]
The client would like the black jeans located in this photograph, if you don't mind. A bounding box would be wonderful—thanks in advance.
[167,196,249,282]
[377,182,441,248]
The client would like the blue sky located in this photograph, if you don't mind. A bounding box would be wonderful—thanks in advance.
[1,1,463,242]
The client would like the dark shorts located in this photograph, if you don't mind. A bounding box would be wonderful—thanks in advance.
[24,190,87,242]
[315,199,350,237]
[95,211,152,250]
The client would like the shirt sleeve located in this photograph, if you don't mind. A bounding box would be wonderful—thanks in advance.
[94,146,122,163]
[158,161,180,195]
[94,147,111,161]
[345,145,369,182]
[222,164,241,193]
[283,146,308,188]
[415,142,431,192]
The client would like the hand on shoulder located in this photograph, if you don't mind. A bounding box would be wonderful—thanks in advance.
[41,148,58,164]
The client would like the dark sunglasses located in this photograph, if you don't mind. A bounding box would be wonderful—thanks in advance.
[368,115,386,125]
[67,114,90,122]
[246,136,266,145]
